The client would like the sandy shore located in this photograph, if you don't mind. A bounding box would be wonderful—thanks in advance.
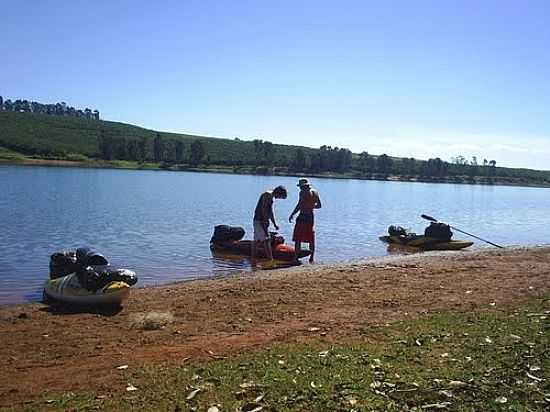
[1,246,549,406]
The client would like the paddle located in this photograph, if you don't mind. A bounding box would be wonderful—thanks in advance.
[421,214,504,249]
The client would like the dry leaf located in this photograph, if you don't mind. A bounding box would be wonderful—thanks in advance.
[421,402,451,409]
[495,396,507,404]
[370,381,382,389]
[186,388,201,400]
[527,372,544,382]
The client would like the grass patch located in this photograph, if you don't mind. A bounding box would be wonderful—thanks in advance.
[129,311,175,331]
[0,146,24,160]
[64,153,89,162]
[8,299,550,412]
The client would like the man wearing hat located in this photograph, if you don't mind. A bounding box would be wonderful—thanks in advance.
[289,178,322,263]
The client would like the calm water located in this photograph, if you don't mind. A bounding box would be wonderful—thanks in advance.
[1,165,548,305]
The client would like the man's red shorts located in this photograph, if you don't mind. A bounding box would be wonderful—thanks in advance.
[293,221,314,243]
[293,212,315,243]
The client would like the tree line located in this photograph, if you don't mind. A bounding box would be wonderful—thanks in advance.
[3,108,548,184]
[0,96,99,120]
[95,133,507,179]
[97,132,207,165]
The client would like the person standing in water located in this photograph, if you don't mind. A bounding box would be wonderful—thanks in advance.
[252,185,287,263]
[289,178,322,263]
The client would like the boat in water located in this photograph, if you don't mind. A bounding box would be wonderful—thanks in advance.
[210,225,310,261]
[379,224,473,251]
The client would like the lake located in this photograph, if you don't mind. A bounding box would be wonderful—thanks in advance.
[1,164,548,305]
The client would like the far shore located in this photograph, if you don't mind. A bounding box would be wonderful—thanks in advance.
[1,245,549,409]
[2,156,550,189]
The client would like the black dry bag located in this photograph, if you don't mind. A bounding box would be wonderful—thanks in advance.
[424,222,453,241]
[211,225,245,243]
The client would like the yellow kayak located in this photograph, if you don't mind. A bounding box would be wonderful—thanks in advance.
[379,235,473,250]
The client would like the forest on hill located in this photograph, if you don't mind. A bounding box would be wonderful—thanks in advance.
[1,111,549,186]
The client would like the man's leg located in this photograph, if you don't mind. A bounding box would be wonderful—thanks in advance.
[264,239,273,261]
[294,241,301,262]
[251,240,257,265]
[309,238,315,263]
[252,221,260,265]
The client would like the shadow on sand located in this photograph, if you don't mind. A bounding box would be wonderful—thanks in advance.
[39,294,124,317]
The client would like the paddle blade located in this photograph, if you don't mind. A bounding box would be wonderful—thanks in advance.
[421,214,438,222]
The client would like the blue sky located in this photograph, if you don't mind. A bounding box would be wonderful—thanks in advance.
[2,0,550,169]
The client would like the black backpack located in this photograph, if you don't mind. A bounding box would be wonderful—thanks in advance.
[49,247,108,279]
[211,225,245,243]
[424,222,453,241]
[388,225,408,236]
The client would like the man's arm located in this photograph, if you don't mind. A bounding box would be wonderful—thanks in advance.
[313,190,322,209]
[289,191,304,222]
[261,193,278,230]
[288,203,300,223]
[268,202,279,230]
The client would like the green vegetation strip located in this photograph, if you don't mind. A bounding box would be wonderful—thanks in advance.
[0,146,24,160]
[10,298,550,412]
[2,112,550,186]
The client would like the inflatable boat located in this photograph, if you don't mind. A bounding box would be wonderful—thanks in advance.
[45,247,138,306]
[211,239,310,261]
[44,273,131,306]
[210,225,310,261]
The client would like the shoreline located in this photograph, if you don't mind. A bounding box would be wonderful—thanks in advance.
[0,244,541,309]
[2,157,550,189]
[1,245,549,407]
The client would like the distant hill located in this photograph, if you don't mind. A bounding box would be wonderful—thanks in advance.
[1,111,549,187]
[0,111,314,166]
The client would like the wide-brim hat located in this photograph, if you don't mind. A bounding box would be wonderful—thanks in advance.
[297,178,310,187]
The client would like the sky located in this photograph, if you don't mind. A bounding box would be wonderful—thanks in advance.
[1,0,550,169]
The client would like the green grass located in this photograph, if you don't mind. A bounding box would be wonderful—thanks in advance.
[0,146,24,160]
[9,298,549,412]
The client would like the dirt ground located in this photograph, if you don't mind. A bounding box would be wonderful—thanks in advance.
[1,246,549,407]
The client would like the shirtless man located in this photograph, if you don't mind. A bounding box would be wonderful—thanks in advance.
[252,185,287,263]
[289,178,322,263]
